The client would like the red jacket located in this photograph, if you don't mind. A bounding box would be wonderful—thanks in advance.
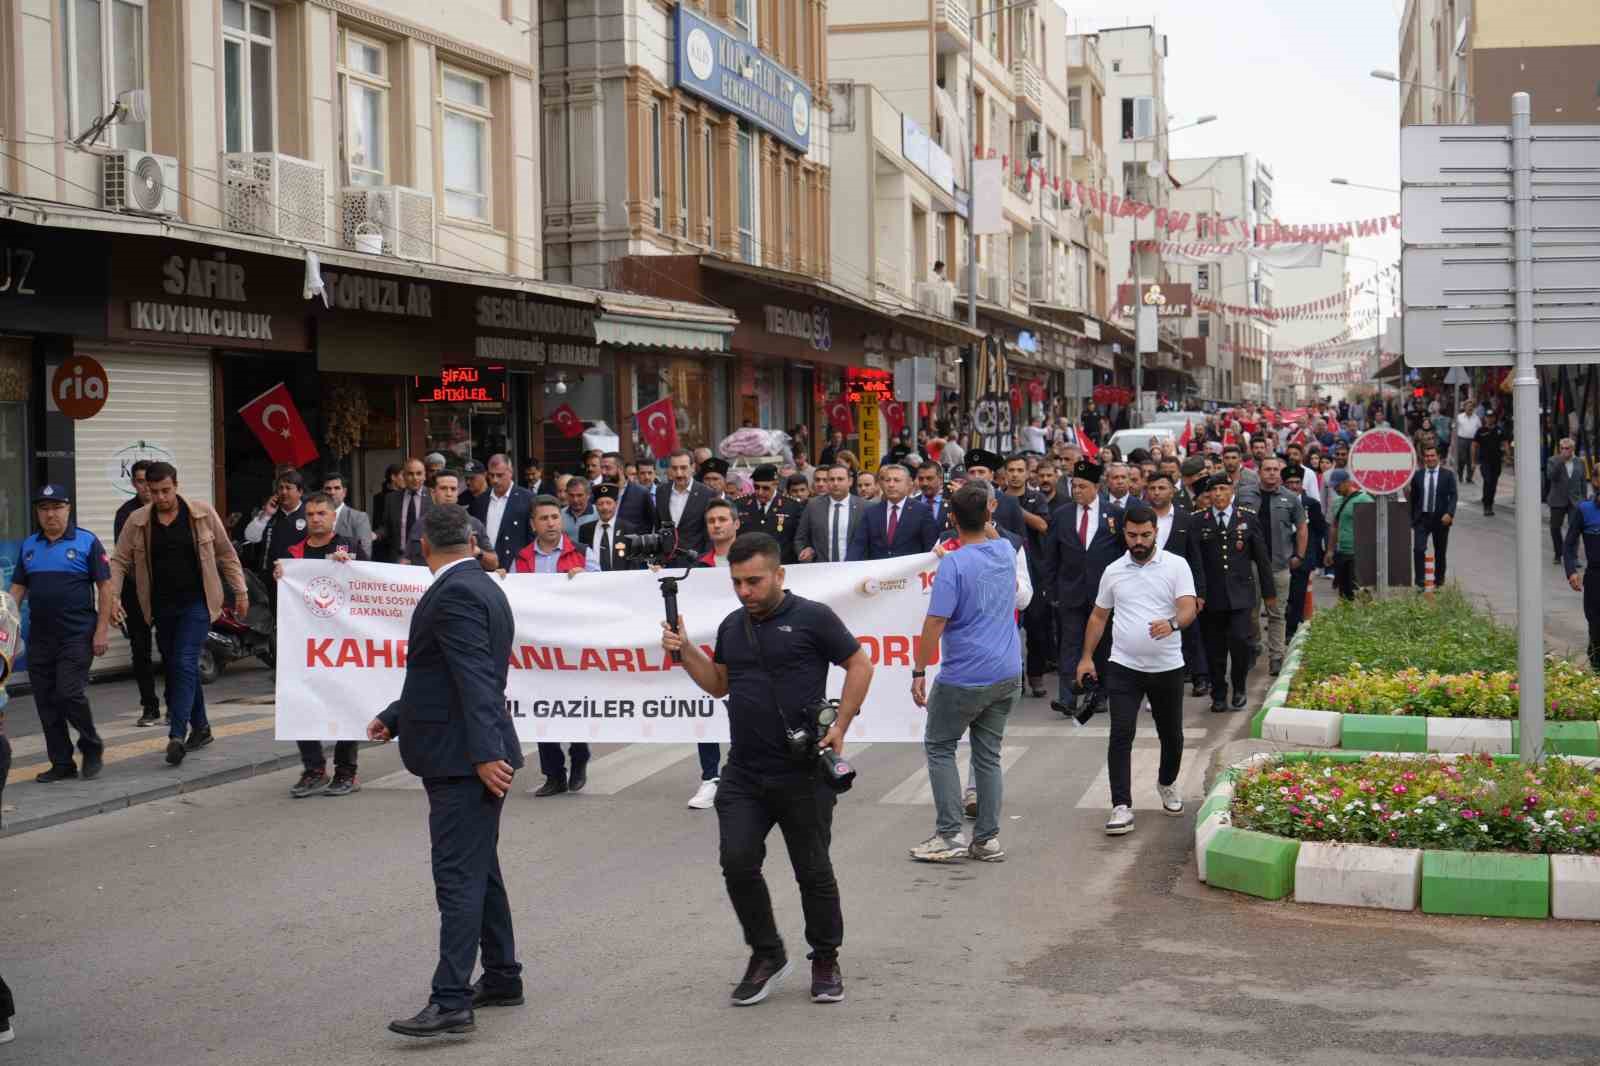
[287,536,357,559]
[513,536,587,574]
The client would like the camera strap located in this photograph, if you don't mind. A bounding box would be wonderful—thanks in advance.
[741,608,808,739]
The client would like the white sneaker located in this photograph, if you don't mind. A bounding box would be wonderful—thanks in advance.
[687,778,718,809]
[909,833,968,862]
[962,788,978,819]
[1157,783,1184,815]
[968,837,1006,862]
[0,1020,12,1044]
[1105,805,1136,835]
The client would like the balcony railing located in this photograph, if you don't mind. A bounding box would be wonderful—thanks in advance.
[1011,55,1043,114]
[1067,36,1106,89]
[935,0,970,51]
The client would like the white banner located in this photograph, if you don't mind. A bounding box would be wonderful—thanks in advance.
[275,557,945,743]
[972,158,1005,236]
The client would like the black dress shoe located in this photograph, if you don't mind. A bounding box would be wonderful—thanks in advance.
[81,757,104,780]
[388,1004,475,1038]
[1073,704,1096,726]
[184,727,214,752]
[470,980,525,1009]
[531,777,567,797]
[1029,687,1047,699]
[568,766,588,793]
[1050,700,1077,717]
[35,766,78,783]
[1230,692,1248,711]
[1191,679,1211,698]
[1210,698,1229,714]
[136,710,161,727]
[1269,658,1283,676]
[166,739,187,766]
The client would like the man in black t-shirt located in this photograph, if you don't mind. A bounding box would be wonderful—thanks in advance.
[661,532,873,1009]
[274,492,366,797]
[1473,410,1508,516]
[115,459,162,726]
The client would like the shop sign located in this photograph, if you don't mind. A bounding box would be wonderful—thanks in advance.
[764,305,832,351]
[319,270,433,317]
[0,223,110,336]
[862,329,937,359]
[416,365,507,404]
[674,5,812,153]
[859,397,881,473]
[473,336,601,368]
[48,355,109,420]
[0,246,37,297]
[474,294,595,338]
[110,245,310,351]
[1116,282,1194,320]
[106,439,175,496]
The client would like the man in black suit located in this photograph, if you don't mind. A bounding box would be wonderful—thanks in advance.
[578,483,633,570]
[739,464,803,563]
[1196,476,1275,712]
[469,453,535,565]
[962,449,1028,540]
[657,448,717,555]
[1040,460,1126,722]
[380,457,428,564]
[913,461,950,532]
[848,463,938,560]
[1146,469,1209,697]
[1408,443,1457,588]
[616,454,658,533]
[1284,464,1325,642]
[367,504,525,1039]
[1545,437,1585,564]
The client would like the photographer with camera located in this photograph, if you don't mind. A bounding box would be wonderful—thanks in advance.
[660,532,873,1007]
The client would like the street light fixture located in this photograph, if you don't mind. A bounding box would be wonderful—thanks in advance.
[1331,177,1401,194]
[1371,70,1476,120]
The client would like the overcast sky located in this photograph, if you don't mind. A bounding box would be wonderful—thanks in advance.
[1066,0,1405,314]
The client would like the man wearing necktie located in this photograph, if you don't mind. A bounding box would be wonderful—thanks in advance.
[381,458,428,564]
[738,465,803,563]
[1407,444,1457,589]
[579,483,631,570]
[849,464,937,560]
[794,464,862,562]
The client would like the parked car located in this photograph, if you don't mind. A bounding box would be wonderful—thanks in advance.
[1105,427,1178,459]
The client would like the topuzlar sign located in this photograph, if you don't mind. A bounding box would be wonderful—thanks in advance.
[276,555,948,743]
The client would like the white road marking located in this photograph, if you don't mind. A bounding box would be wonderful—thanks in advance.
[1074,746,1206,810]
[5,703,274,761]
[583,743,698,795]
[878,746,1029,806]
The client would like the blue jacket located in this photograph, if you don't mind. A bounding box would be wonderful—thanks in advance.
[848,497,939,560]
[1564,498,1600,578]
[377,561,522,779]
[467,486,535,564]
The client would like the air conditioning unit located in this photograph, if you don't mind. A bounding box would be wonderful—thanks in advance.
[914,280,955,318]
[339,185,435,262]
[983,270,1008,304]
[103,150,179,216]
[221,153,327,242]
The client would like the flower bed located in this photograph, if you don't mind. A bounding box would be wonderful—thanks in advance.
[1294,587,1516,685]
[1292,659,1600,721]
[1230,753,1600,854]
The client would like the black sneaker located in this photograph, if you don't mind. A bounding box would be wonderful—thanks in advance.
[165,739,187,766]
[1050,700,1077,717]
[290,769,329,798]
[1230,692,1249,711]
[136,710,161,727]
[1269,658,1283,676]
[730,953,791,1006]
[808,953,843,1004]
[1191,678,1211,698]
[184,727,214,752]
[470,979,525,1009]
[81,757,103,781]
[35,766,78,783]
[323,769,361,797]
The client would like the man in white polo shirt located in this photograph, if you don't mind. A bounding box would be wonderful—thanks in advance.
[1075,503,1199,837]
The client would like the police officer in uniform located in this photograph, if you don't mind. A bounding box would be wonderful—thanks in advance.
[1563,463,1600,670]
[739,464,803,563]
[8,485,114,781]
[1195,476,1275,713]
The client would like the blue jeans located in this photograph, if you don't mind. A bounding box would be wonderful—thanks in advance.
[924,677,1018,844]
[698,743,721,781]
[155,601,211,740]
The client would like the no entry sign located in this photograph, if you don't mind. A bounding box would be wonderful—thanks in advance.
[1349,428,1416,496]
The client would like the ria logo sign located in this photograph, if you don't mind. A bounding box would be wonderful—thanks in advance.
[302,575,347,619]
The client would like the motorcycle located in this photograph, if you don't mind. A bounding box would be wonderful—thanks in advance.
[200,547,275,685]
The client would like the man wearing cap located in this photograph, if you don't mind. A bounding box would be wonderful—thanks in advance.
[458,460,489,512]
[8,485,114,782]
[1176,456,1208,512]
[1256,458,1308,676]
[1196,475,1275,712]
[740,464,803,563]
[1040,460,1126,722]
[962,449,1029,542]
[1324,469,1372,600]
[578,483,631,571]
[700,457,731,500]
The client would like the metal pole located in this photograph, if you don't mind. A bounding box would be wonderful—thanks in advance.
[909,360,921,447]
[1511,91,1545,763]
[1133,138,1143,424]
[1374,280,1387,597]
[965,22,977,334]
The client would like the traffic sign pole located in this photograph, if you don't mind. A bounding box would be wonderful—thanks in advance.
[1349,428,1418,599]
[1512,92,1545,764]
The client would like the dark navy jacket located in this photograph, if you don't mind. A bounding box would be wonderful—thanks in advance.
[377,560,522,779]
[13,525,111,639]
[849,497,939,559]
[1564,498,1600,578]
[468,486,535,564]
[1040,501,1126,610]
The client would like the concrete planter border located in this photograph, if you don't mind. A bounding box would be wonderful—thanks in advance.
[1196,751,1600,921]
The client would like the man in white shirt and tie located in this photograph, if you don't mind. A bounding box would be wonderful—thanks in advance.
[795,464,863,562]
[1408,443,1457,589]
[382,458,428,564]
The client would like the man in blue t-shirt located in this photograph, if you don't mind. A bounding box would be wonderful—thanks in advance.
[910,483,1024,864]
[8,485,114,782]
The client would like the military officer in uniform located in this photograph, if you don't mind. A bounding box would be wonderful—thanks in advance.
[738,464,802,563]
[1195,475,1275,713]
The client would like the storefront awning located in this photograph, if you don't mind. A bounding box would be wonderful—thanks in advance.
[594,292,737,352]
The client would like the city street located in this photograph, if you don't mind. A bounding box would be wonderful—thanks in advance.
[4,508,1599,1066]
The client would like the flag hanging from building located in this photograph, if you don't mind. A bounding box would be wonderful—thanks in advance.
[238,383,319,469]
[550,403,586,439]
[635,395,679,456]
[882,400,907,438]
[827,396,855,435]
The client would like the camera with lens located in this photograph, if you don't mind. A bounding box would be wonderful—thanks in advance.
[617,526,679,565]
[783,699,856,792]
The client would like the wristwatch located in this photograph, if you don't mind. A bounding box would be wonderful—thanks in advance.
[911,669,926,678]
[1168,617,1179,631]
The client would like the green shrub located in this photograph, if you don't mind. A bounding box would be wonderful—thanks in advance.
[1297,587,1517,685]
[1290,658,1600,720]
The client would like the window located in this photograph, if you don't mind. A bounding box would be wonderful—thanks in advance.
[223,1,275,154]
[1120,96,1153,140]
[1198,316,1211,339]
[1197,265,1210,291]
[737,124,755,263]
[62,0,148,150]
[733,0,752,41]
[342,32,389,186]
[1111,59,1121,73]
[704,123,715,244]
[677,113,689,236]
[441,65,492,221]
[1068,86,1082,130]
[650,101,663,229]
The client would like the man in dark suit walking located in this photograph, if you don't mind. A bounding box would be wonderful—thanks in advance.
[657,449,717,555]
[368,505,525,1039]
[1545,437,1585,565]
[1146,468,1210,697]
[380,457,428,564]
[469,454,535,565]
[793,464,865,562]
[1040,460,1126,722]
[848,463,937,559]
[1196,476,1275,712]
[1408,443,1458,588]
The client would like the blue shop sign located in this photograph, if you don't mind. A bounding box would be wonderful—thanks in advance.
[674,5,812,153]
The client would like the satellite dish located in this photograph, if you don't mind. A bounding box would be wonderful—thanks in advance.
[117,89,149,124]
[1146,159,1165,178]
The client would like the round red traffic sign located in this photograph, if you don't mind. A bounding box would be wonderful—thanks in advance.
[1349,427,1416,496]
[50,355,109,420]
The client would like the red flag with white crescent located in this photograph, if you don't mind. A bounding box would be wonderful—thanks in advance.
[551,403,586,439]
[1179,419,1193,452]
[237,383,318,469]
[882,400,907,437]
[828,397,855,435]
[1076,425,1099,462]
[635,396,678,456]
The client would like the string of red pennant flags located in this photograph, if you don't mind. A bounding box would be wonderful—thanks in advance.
[1194,299,1385,325]
[1186,263,1400,321]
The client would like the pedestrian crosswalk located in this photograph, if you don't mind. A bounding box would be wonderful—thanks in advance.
[363,729,1211,811]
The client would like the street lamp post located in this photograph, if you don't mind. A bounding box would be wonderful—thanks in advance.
[1371,70,1476,122]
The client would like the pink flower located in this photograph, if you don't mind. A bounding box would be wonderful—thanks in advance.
[1403,772,1418,782]
[1392,784,1409,795]
[1389,831,1399,841]
[1460,809,1477,820]
[1330,787,1344,798]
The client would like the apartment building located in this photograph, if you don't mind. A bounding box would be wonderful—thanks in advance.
[0,0,733,675]
[1397,0,1600,125]
[1271,240,1355,403]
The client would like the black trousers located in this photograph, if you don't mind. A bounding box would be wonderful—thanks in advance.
[1105,664,1185,809]
[297,740,359,772]
[536,742,590,781]
[1022,594,1054,681]
[1286,568,1312,641]
[1585,572,1600,672]
[1550,505,1571,561]
[0,733,10,831]
[715,762,842,961]
[0,969,11,1023]
[1481,465,1501,511]
[1333,553,1358,601]
[123,579,161,714]
[1057,604,1112,705]
[1412,517,1451,588]
[1181,614,1209,681]
[30,632,102,771]
[1200,607,1252,700]
[422,776,521,1011]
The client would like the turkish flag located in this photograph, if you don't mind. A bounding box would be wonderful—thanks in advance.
[1076,425,1099,462]
[636,395,679,456]
[550,403,586,439]
[1008,385,1023,411]
[882,400,907,438]
[1027,380,1045,403]
[1178,420,1193,452]
[827,397,854,435]
[237,383,318,469]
